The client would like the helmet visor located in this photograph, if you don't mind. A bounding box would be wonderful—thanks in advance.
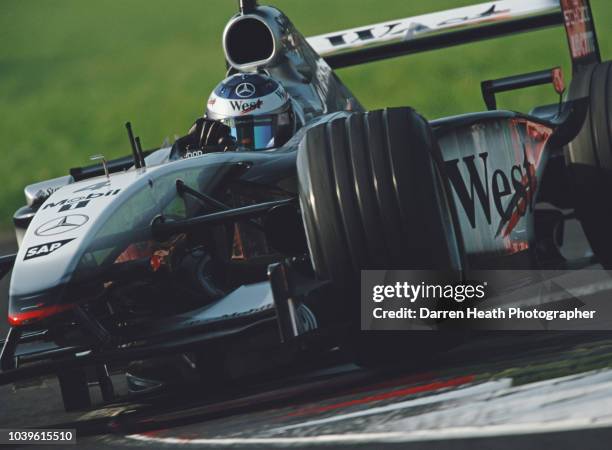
[221,111,293,151]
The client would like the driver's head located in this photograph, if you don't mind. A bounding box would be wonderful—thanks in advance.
[206,73,296,151]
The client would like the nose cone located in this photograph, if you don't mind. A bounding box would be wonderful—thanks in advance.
[8,176,130,327]
[9,219,88,327]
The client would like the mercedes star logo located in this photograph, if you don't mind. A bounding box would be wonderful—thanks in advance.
[235,82,256,98]
[35,214,89,237]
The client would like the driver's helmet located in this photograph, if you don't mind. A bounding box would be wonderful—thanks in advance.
[206,73,296,150]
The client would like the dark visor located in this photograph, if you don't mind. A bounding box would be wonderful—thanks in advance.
[221,112,293,151]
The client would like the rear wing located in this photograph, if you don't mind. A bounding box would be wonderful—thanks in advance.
[307,0,600,72]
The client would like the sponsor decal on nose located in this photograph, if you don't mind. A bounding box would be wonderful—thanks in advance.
[24,238,75,260]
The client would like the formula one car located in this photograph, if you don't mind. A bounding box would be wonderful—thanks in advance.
[1,0,610,411]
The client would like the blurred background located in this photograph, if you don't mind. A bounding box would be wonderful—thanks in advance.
[0,0,610,233]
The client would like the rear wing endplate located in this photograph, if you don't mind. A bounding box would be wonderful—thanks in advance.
[307,0,600,72]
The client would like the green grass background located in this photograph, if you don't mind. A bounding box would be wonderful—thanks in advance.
[1,0,610,231]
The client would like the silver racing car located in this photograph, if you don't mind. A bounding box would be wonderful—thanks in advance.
[1,0,611,411]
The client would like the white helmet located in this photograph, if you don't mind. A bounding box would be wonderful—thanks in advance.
[206,73,296,150]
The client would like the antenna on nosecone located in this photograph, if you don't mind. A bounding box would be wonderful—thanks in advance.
[134,136,146,168]
[125,121,145,169]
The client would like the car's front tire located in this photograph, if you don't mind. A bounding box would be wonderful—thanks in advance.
[297,107,463,365]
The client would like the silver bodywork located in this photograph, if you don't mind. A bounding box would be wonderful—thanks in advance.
[11,150,277,304]
[24,175,73,208]
[223,6,363,121]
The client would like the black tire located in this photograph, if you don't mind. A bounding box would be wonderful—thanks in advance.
[565,61,612,267]
[58,368,91,412]
[297,107,462,290]
[297,107,463,366]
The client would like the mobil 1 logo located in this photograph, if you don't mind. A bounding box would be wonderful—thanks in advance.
[42,189,121,212]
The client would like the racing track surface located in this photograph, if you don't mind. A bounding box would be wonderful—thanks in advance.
[3,222,612,449]
[2,331,612,449]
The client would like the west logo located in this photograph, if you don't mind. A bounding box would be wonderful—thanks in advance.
[43,190,121,211]
[444,149,535,235]
[24,239,74,260]
[323,5,506,47]
[230,99,263,114]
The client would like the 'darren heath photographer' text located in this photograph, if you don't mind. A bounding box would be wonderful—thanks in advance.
[370,282,596,321]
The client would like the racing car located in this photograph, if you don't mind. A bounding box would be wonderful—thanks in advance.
[1,0,610,411]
